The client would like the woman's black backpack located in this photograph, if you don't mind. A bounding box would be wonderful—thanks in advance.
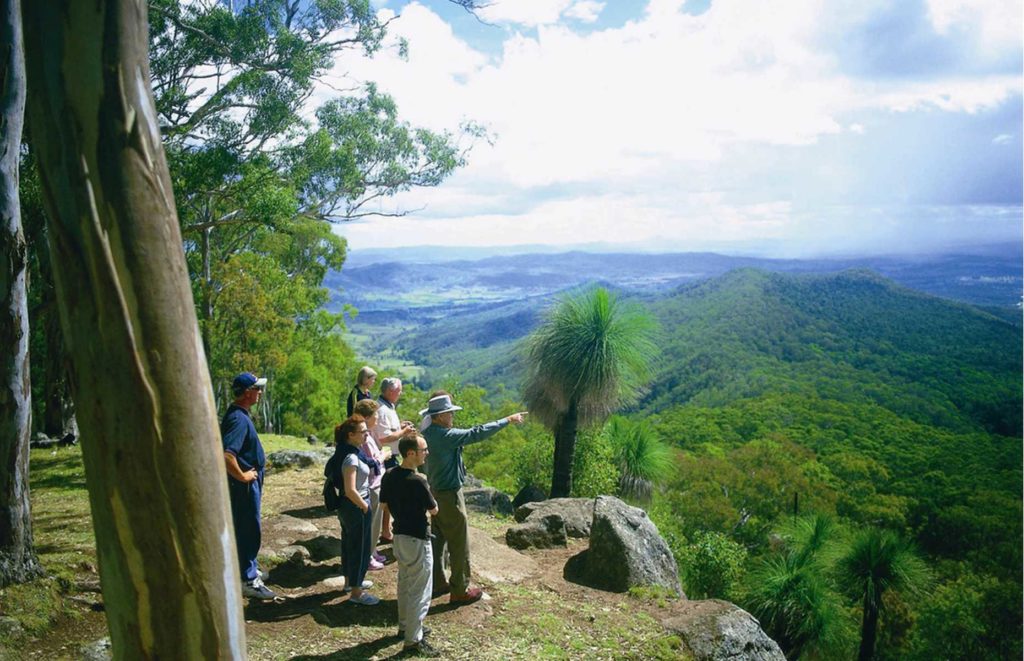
[322,455,342,511]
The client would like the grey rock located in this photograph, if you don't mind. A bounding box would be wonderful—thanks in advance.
[564,495,682,595]
[506,514,568,550]
[79,637,113,661]
[663,599,785,661]
[297,534,340,562]
[515,498,594,538]
[266,450,325,469]
[0,616,23,638]
[274,515,319,535]
[463,486,514,516]
[463,473,483,488]
[306,434,320,445]
[512,485,547,509]
[282,545,312,566]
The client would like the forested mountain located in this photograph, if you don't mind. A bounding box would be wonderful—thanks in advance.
[409,267,1022,659]
[643,268,1020,436]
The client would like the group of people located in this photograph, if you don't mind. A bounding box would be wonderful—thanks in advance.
[220,367,525,657]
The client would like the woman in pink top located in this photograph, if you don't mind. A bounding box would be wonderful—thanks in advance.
[353,399,389,569]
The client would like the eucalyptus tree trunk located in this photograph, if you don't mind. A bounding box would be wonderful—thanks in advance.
[550,401,578,498]
[22,1,247,658]
[0,0,41,588]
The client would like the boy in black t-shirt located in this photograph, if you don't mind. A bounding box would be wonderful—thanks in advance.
[380,435,439,657]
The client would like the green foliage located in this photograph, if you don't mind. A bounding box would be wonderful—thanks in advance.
[604,416,675,503]
[522,287,658,495]
[835,528,931,660]
[522,287,658,430]
[679,531,747,601]
[743,516,855,659]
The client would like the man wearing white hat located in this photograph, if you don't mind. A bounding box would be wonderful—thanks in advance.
[420,394,525,604]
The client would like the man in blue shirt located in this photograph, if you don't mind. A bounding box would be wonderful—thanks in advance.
[222,371,276,600]
[421,394,525,604]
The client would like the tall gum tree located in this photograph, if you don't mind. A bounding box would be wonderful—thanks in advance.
[0,0,41,588]
[23,1,246,656]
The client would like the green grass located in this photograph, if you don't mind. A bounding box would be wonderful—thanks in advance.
[0,447,94,646]
[260,434,320,453]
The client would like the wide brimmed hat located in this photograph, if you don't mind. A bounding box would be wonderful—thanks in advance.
[419,394,463,417]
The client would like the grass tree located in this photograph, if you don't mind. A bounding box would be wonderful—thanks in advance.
[522,287,657,498]
[836,528,930,661]
[605,416,674,503]
[744,515,854,659]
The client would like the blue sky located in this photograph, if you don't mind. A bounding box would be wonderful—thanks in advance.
[322,0,1023,257]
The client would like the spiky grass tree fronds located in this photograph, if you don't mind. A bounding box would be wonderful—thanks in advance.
[605,416,675,503]
[835,528,931,661]
[522,287,658,497]
[744,515,854,659]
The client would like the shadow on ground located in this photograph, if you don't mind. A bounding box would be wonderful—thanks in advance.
[268,561,343,589]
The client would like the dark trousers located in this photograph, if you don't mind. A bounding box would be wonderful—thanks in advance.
[228,478,262,582]
[339,499,372,590]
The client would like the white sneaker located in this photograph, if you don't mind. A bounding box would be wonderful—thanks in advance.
[349,591,380,606]
[241,576,276,600]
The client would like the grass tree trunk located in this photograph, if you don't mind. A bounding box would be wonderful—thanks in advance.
[550,401,578,497]
[22,1,247,657]
[857,594,879,661]
[0,0,41,589]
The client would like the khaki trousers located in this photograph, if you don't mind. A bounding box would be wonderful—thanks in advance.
[394,534,433,644]
[431,488,470,594]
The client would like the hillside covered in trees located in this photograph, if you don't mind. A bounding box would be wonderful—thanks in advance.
[388,268,1021,659]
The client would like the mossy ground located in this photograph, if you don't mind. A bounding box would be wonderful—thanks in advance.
[2,441,691,660]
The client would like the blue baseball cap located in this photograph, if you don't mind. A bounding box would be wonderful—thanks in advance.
[232,372,267,394]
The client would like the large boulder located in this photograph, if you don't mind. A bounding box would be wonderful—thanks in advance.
[463,486,514,516]
[512,485,547,509]
[266,450,327,469]
[564,495,682,595]
[662,599,785,661]
[515,498,595,538]
[506,514,568,550]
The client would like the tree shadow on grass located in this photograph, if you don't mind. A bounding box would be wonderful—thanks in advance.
[268,560,343,589]
[281,505,331,520]
[278,596,406,660]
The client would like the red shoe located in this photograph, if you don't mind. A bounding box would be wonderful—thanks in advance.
[449,587,483,604]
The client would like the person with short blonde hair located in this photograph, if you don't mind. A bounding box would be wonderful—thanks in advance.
[345,366,378,417]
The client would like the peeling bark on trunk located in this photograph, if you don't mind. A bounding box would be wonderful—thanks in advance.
[22,1,247,657]
[0,0,41,589]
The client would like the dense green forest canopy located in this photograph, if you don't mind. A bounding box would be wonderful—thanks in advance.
[413,269,1021,660]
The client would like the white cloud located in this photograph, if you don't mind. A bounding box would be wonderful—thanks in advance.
[992,133,1014,144]
[477,0,575,26]
[927,0,1022,57]
[565,1,606,23]
[319,0,1022,251]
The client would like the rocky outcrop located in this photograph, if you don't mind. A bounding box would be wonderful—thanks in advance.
[662,599,785,661]
[266,449,330,469]
[506,513,568,550]
[512,485,547,508]
[563,496,682,595]
[463,486,514,516]
[514,498,594,538]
